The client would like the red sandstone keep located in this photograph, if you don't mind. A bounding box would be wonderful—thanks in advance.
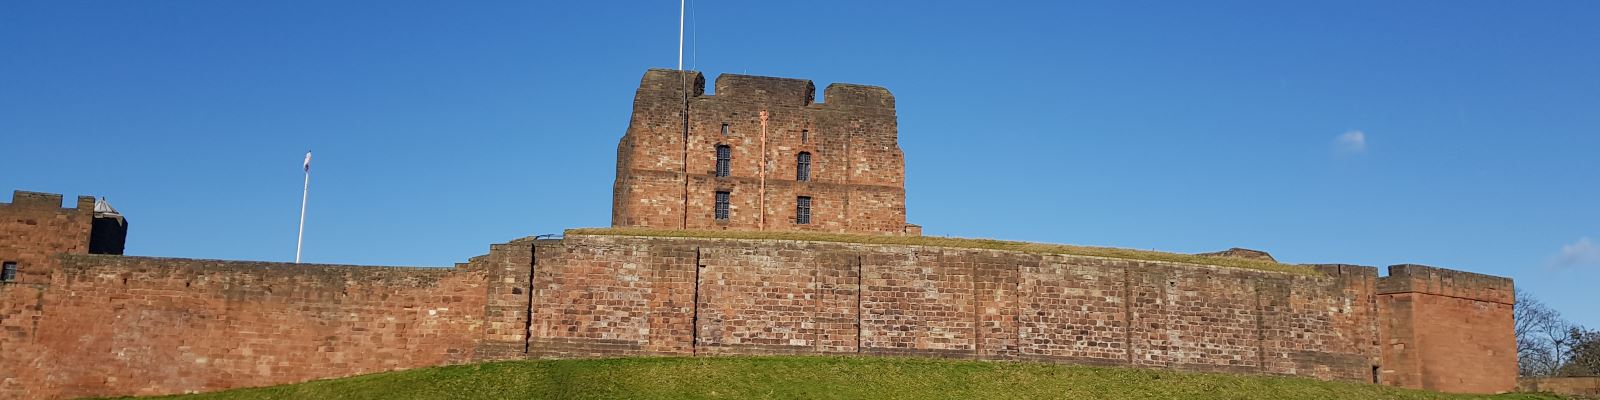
[610,69,915,235]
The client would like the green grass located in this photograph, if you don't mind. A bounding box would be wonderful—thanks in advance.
[567,228,1317,276]
[120,356,1555,400]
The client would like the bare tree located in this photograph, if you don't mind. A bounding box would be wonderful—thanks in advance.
[1517,288,1571,376]
[1559,327,1600,376]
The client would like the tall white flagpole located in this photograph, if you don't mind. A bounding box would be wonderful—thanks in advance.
[296,151,311,263]
[678,0,685,70]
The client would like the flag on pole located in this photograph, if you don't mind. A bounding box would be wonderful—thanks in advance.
[303,151,312,172]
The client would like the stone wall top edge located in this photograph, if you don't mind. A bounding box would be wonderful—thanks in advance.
[1305,263,1381,277]
[564,233,1320,278]
[1377,263,1514,303]
[1385,263,1511,282]
[57,254,448,272]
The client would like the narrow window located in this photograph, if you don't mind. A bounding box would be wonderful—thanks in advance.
[721,123,730,136]
[714,191,731,220]
[801,129,809,143]
[715,145,731,177]
[0,262,16,282]
[796,196,812,225]
[796,152,811,181]
[1371,366,1380,384]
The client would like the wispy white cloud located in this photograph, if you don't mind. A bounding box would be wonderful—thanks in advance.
[1555,237,1600,269]
[1335,130,1366,153]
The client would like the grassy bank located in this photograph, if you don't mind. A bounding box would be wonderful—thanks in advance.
[124,356,1555,400]
[567,227,1316,276]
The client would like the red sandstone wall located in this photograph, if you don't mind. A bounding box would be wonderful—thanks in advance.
[472,238,538,360]
[529,235,1384,382]
[525,238,697,357]
[612,69,909,235]
[1518,377,1600,398]
[1378,264,1516,394]
[0,192,95,285]
[1,231,1517,398]
[0,255,493,399]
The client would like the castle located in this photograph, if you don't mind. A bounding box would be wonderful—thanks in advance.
[0,69,1515,399]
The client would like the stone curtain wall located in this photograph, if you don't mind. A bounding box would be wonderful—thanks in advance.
[0,232,1518,398]
[0,254,500,399]
[527,235,1384,381]
[611,70,911,235]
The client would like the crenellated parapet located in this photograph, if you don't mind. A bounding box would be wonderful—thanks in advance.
[1378,263,1513,304]
[633,69,896,111]
[3,191,94,212]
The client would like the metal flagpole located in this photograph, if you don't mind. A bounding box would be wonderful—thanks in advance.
[296,151,311,263]
[678,0,685,70]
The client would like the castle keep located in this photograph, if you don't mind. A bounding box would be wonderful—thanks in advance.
[613,69,915,235]
[0,70,1515,399]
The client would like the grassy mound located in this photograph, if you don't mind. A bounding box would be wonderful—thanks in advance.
[567,228,1316,276]
[127,356,1554,399]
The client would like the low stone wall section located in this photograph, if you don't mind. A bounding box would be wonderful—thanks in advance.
[0,255,491,399]
[524,235,1383,382]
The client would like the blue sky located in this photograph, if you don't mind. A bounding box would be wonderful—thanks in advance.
[3,1,1596,325]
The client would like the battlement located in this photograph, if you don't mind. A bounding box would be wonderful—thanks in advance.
[1306,263,1380,280]
[634,69,894,111]
[1377,263,1513,304]
[3,190,94,212]
[823,83,895,110]
[714,74,815,106]
[637,68,705,98]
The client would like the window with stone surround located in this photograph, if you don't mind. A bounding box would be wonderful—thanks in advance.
[715,145,731,177]
[714,191,731,220]
[1,262,16,282]
[721,123,729,136]
[796,152,811,181]
[796,196,812,224]
[801,129,809,143]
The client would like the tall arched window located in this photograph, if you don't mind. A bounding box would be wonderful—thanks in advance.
[715,145,731,177]
[796,152,811,181]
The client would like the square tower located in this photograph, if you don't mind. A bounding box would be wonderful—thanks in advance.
[611,69,914,235]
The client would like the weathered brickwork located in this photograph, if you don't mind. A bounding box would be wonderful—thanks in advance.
[523,235,1387,377]
[611,70,913,235]
[471,238,539,360]
[0,218,537,399]
[1284,265,1381,382]
[1377,264,1516,394]
[0,222,1518,399]
[524,236,696,358]
[695,243,858,355]
[0,256,493,399]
